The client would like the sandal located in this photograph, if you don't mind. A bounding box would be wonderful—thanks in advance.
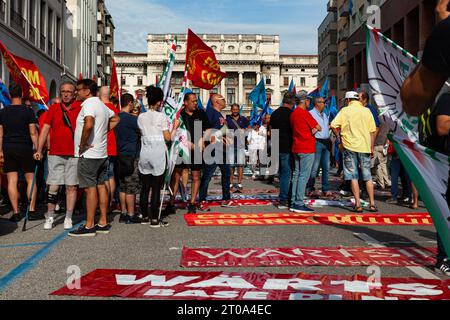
[409,205,419,210]
[368,205,378,213]
[353,206,364,213]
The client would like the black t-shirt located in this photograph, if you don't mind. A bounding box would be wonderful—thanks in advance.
[422,17,450,79]
[426,93,450,155]
[181,108,211,144]
[270,106,293,154]
[0,105,37,150]
[115,112,140,157]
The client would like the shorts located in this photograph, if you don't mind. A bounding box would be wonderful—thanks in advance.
[343,150,372,181]
[118,156,140,194]
[3,148,35,174]
[47,155,79,186]
[78,157,108,189]
[175,152,203,171]
[106,156,117,180]
[227,147,246,167]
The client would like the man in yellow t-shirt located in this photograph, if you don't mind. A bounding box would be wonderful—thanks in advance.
[331,91,377,213]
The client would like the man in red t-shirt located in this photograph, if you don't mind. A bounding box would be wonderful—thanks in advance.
[34,82,82,230]
[289,94,321,213]
[99,86,119,211]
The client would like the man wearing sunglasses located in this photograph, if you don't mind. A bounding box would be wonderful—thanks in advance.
[34,82,82,230]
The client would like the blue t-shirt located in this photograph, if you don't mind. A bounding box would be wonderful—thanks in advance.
[226,115,250,130]
[366,104,381,128]
[115,112,140,157]
[206,107,227,130]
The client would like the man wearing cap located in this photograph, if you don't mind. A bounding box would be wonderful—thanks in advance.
[331,91,377,213]
[290,94,322,213]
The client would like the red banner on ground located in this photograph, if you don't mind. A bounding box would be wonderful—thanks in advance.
[181,246,437,268]
[52,269,450,300]
[184,213,432,227]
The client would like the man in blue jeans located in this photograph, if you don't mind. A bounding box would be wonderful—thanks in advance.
[290,95,321,213]
[270,92,298,209]
[307,97,333,197]
[199,94,237,208]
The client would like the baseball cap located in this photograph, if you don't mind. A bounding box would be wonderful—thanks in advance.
[345,91,359,100]
[298,94,312,102]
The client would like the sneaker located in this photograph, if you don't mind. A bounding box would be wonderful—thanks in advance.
[141,217,151,225]
[277,202,289,210]
[237,184,243,190]
[150,219,169,228]
[64,218,73,230]
[44,216,55,230]
[435,259,450,276]
[290,205,315,213]
[95,224,111,234]
[339,190,350,197]
[221,200,238,208]
[125,215,142,224]
[68,225,96,237]
[163,204,177,216]
[187,203,197,214]
[9,213,22,223]
[119,213,128,223]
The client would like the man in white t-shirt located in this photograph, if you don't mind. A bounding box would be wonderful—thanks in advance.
[69,79,120,237]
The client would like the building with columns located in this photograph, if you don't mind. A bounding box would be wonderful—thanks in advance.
[115,33,318,114]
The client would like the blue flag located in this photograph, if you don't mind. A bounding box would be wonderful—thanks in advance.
[197,95,204,111]
[239,105,244,116]
[320,78,329,100]
[0,80,11,107]
[138,95,146,113]
[248,78,267,109]
[288,79,295,93]
[349,0,353,16]
[205,96,212,111]
[325,95,339,121]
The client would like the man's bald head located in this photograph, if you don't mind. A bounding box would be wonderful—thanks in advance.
[211,94,226,111]
[99,86,111,103]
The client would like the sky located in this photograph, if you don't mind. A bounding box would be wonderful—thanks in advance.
[105,0,329,55]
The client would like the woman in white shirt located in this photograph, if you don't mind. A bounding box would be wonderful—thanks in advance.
[248,124,267,178]
[137,86,171,227]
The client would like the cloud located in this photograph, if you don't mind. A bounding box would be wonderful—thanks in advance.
[106,0,327,54]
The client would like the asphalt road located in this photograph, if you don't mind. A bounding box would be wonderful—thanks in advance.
[0,172,443,300]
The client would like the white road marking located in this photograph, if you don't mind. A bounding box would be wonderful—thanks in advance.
[353,233,440,280]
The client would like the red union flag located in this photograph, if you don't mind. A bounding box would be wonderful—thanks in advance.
[0,41,49,102]
[110,59,120,99]
[186,29,226,90]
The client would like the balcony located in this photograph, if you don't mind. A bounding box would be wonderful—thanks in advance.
[327,0,337,12]
[338,51,347,66]
[40,34,46,51]
[29,25,36,44]
[338,29,349,43]
[0,1,6,22]
[10,8,26,36]
[339,0,350,17]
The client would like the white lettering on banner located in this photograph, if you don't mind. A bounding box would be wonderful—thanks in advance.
[194,250,258,259]
[263,279,323,291]
[362,296,400,300]
[387,284,443,296]
[174,290,211,298]
[255,250,298,259]
[289,294,343,300]
[116,275,199,286]
[291,248,330,258]
[325,248,354,258]
[186,275,256,289]
[242,291,270,300]
[144,289,175,296]
[363,249,402,258]
[331,280,381,293]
